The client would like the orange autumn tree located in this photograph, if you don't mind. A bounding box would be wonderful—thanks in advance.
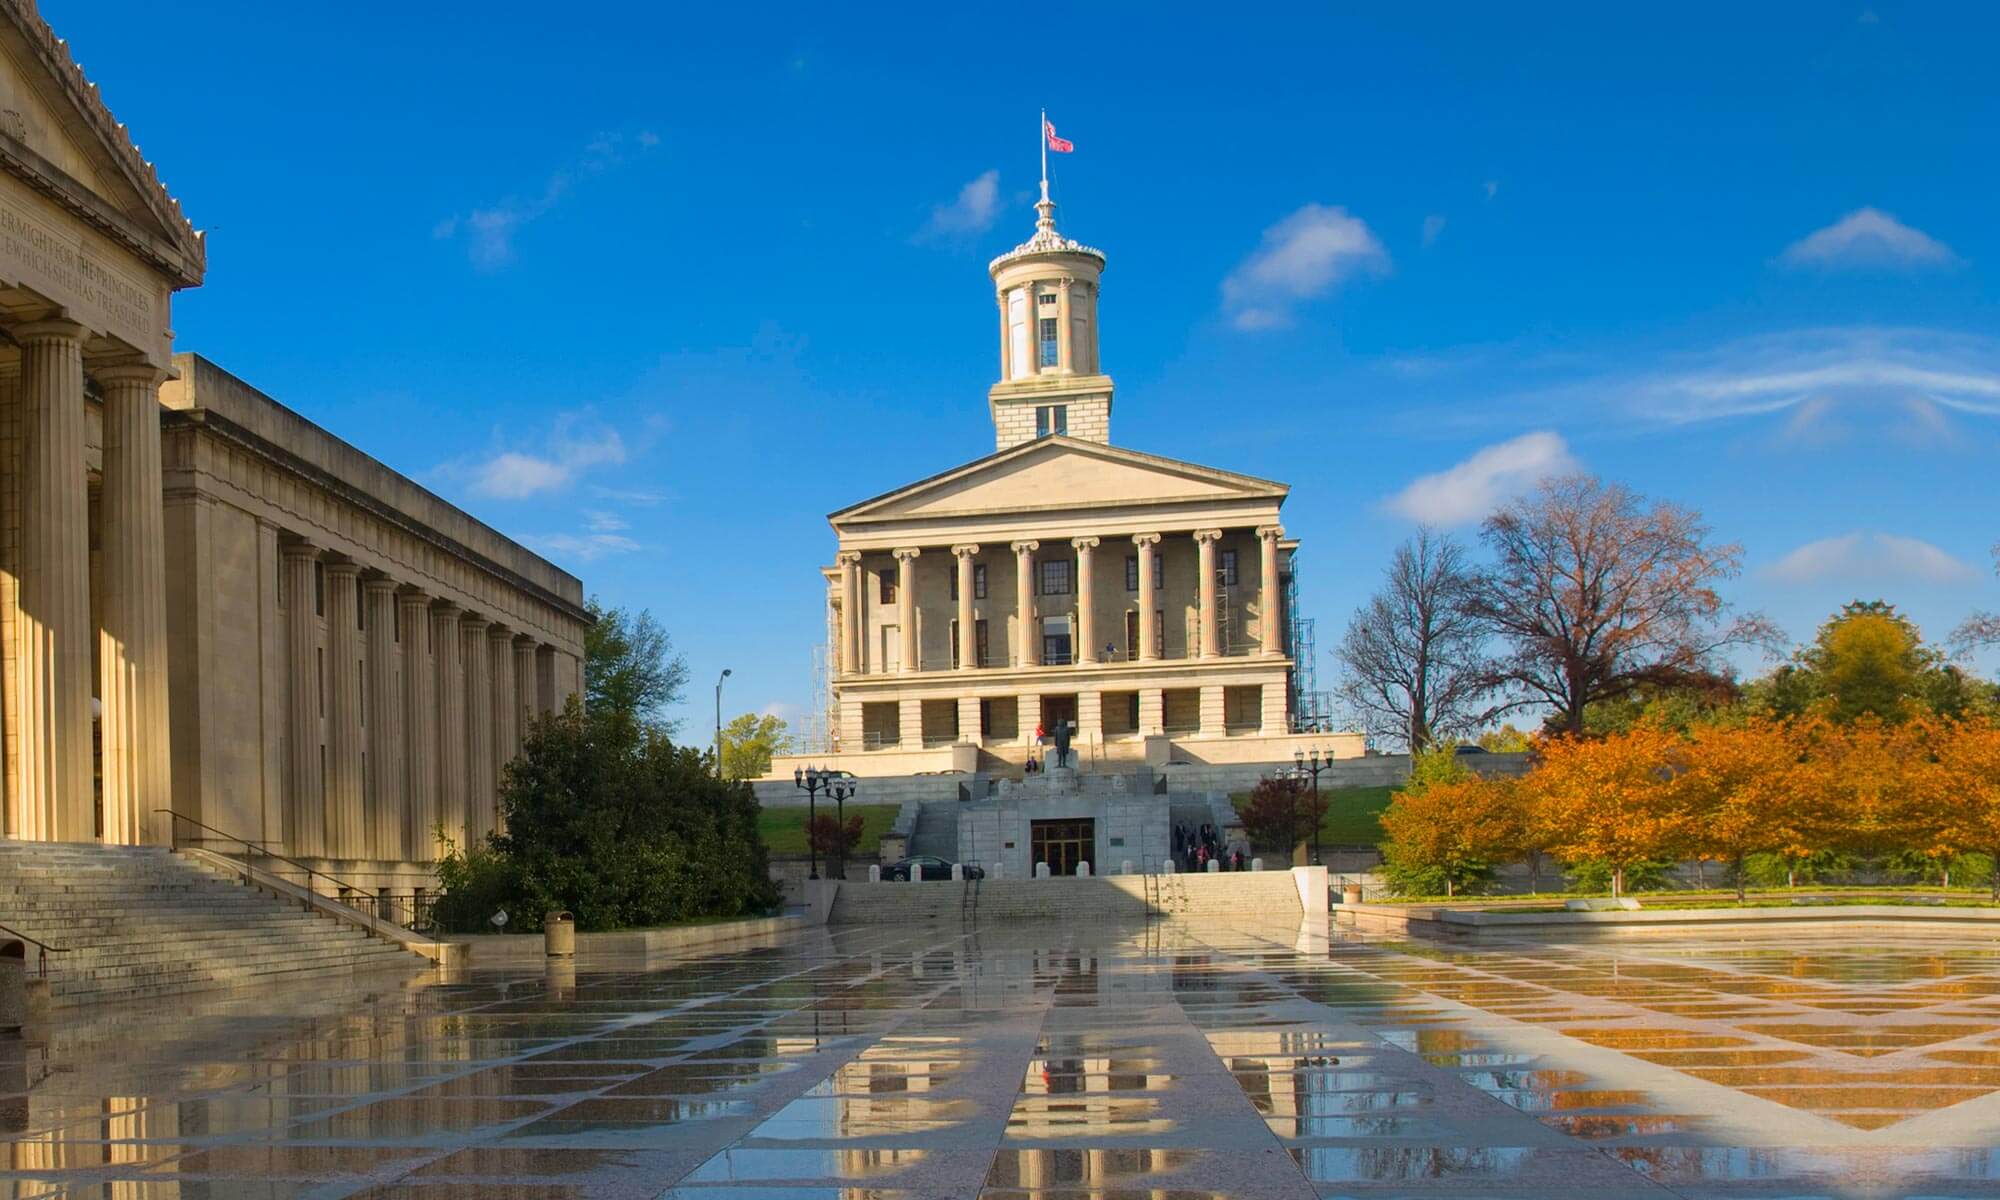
[1926,718,2000,894]
[1523,726,1684,897]
[1673,716,1811,901]
[1377,775,1524,897]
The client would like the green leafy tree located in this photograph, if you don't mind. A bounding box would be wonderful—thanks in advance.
[1475,724,1533,753]
[433,699,778,933]
[583,597,690,732]
[1752,601,1996,722]
[720,712,792,780]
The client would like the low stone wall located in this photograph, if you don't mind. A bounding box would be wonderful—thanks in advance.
[451,914,805,962]
[1334,901,2000,939]
[828,867,1323,924]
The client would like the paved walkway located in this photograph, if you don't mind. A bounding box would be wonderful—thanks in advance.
[4,920,2000,1197]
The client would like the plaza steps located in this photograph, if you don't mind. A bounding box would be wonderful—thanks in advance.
[829,872,1304,925]
[0,841,424,1007]
[909,800,961,860]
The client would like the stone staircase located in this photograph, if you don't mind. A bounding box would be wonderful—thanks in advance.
[0,841,424,1007]
[909,800,961,860]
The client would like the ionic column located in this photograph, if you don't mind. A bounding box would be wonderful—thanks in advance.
[489,627,517,812]
[513,637,539,744]
[430,602,467,850]
[1025,287,1040,377]
[15,319,91,842]
[1012,540,1040,667]
[95,363,172,845]
[837,550,861,675]
[1258,525,1285,656]
[953,544,980,670]
[322,560,364,859]
[1133,534,1160,662]
[363,578,402,860]
[398,591,437,861]
[1056,278,1073,373]
[1072,536,1099,664]
[280,542,323,856]
[1195,530,1223,659]
[893,548,920,673]
[461,614,494,844]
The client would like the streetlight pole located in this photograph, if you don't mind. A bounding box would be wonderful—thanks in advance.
[714,668,732,777]
[827,775,855,880]
[1296,747,1331,867]
[794,766,825,880]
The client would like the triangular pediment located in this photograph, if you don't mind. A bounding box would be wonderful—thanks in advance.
[0,1,203,284]
[833,437,1287,525]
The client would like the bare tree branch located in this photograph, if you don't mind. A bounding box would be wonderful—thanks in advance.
[1335,528,1494,751]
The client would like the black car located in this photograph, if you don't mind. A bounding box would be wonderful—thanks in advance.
[886,856,985,881]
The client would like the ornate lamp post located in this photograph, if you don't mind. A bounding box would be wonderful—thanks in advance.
[714,668,732,777]
[826,774,856,879]
[794,766,832,880]
[1295,746,1332,867]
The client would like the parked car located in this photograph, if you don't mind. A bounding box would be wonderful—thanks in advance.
[886,856,984,881]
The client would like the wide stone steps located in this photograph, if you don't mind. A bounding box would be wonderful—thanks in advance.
[0,842,425,1006]
[830,873,1304,924]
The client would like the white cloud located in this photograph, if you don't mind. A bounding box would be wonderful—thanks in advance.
[1779,207,1957,271]
[458,421,627,500]
[919,169,1001,239]
[1766,532,1981,586]
[437,131,658,269]
[1222,204,1389,330]
[1421,214,1447,248]
[583,510,630,533]
[1383,431,1579,526]
[526,531,642,564]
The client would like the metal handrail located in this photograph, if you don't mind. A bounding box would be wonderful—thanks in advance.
[154,808,388,915]
[0,921,67,978]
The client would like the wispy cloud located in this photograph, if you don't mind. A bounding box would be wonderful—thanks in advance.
[1383,431,1579,526]
[918,169,1001,240]
[442,416,628,500]
[1779,207,1957,271]
[1421,214,1447,248]
[526,530,643,564]
[1222,204,1389,331]
[436,130,659,269]
[1765,532,1981,586]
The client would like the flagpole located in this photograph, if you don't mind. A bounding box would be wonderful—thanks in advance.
[1039,107,1048,202]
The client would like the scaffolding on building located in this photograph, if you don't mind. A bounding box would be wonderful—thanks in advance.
[1283,559,1335,733]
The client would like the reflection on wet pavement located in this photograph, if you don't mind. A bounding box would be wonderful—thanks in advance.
[14,923,2000,1196]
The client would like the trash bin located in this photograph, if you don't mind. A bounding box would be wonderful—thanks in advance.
[544,911,575,958]
[1342,883,1363,906]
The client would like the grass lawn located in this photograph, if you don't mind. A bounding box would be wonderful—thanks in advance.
[1231,785,1398,848]
[758,803,901,857]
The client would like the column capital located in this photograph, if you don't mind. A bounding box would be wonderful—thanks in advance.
[92,363,169,388]
[1070,536,1100,551]
[431,599,463,619]
[513,632,539,648]
[396,587,431,607]
[951,543,982,559]
[458,611,488,629]
[1131,532,1161,548]
[1010,540,1040,555]
[322,558,361,581]
[12,317,87,345]
[362,575,399,596]
[835,550,862,566]
[1256,524,1286,541]
[892,546,923,562]
[1193,529,1225,545]
[279,539,319,562]
[487,624,514,642]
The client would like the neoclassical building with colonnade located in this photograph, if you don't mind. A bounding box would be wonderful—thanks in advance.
[0,0,585,897]
[771,184,1361,780]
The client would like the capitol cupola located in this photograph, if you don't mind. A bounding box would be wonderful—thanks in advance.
[987,181,1112,450]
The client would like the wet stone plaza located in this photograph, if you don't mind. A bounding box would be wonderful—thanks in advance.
[13,922,2000,1198]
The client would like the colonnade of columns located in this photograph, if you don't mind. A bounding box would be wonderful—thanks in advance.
[9,320,173,845]
[277,540,574,862]
[834,525,1285,677]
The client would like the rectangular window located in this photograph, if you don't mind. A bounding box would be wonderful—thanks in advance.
[949,618,960,669]
[1124,609,1139,658]
[1125,556,1138,592]
[976,618,990,667]
[974,563,987,599]
[1031,403,1068,437]
[1220,549,1239,586]
[878,567,896,605]
[1037,290,1056,307]
[1039,317,1059,366]
[1039,559,1071,596]
[1042,616,1072,666]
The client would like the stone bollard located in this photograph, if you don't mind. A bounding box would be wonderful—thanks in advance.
[1251,858,1263,871]
[1035,862,1051,879]
[1077,861,1091,878]
[1121,860,1134,875]
[991,862,1004,880]
[950,863,962,880]
[908,865,922,883]
[544,911,576,958]
[868,864,881,882]
[1206,860,1219,873]
[1162,860,1175,874]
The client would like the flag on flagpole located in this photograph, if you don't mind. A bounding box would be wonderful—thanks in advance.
[1045,119,1074,153]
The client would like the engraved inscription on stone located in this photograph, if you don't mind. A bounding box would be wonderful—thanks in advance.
[0,192,158,349]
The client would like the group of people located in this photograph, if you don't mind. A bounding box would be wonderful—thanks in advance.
[1174,822,1246,873]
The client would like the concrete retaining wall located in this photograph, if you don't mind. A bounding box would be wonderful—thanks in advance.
[452,914,806,962]
[828,868,1321,925]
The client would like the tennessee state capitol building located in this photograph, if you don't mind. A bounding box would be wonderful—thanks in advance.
[0,0,586,894]
[771,176,1361,780]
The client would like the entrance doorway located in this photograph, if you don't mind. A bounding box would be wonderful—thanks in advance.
[1031,818,1095,877]
[1039,695,1077,736]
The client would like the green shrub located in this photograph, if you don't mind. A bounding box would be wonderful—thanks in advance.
[1564,858,1674,894]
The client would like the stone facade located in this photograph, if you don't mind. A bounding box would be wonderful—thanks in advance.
[770,181,1360,780]
[0,2,585,900]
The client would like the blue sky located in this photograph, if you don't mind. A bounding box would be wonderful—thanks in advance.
[55,1,2000,735]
